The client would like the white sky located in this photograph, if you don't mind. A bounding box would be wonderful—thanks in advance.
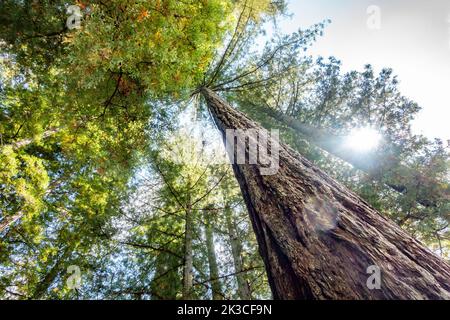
[277,0,450,141]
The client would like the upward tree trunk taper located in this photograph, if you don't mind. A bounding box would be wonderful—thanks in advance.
[201,87,450,300]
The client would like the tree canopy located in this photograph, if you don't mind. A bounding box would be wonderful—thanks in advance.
[0,1,448,299]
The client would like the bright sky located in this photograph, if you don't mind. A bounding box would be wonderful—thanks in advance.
[277,0,450,142]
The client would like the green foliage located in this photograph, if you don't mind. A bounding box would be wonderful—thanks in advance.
[1,0,448,300]
[64,0,233,99]
[0,0,278,299]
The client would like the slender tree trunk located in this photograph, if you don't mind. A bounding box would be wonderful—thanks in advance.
[182,200,194,299]
[0,211,23,234]
[201,87,450,300]
[1,128,60,150]
[204,212,223,300]
[225,207,252,300]
[259,105,448,207]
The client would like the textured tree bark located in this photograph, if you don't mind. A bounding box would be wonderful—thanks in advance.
[182,201,194,300]
[225,207,252,300]
[204,213,223,300]
[201,87,450,300]
[258,105,448,208]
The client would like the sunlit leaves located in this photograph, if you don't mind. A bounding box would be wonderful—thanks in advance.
[65,0,234,99]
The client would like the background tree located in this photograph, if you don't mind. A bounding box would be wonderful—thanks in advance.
[1,0,449,300]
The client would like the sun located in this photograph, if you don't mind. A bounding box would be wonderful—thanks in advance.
[345,127,382,152]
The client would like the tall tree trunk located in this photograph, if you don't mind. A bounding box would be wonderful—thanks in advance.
[182,200,194,299]
[204,212,223,300]
[258,105,448,208]
[225,207,252,300]
[201,87,450,300]
[1,128,60,150]
[0,211,23,234]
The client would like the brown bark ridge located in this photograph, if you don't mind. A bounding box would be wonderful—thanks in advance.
[201,87,450,300]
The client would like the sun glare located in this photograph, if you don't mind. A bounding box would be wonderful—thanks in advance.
[345,127,382,152]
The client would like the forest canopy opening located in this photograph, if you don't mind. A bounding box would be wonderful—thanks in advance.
[344,127,382,152]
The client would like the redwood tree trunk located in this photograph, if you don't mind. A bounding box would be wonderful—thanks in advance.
[201,87,450,300]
